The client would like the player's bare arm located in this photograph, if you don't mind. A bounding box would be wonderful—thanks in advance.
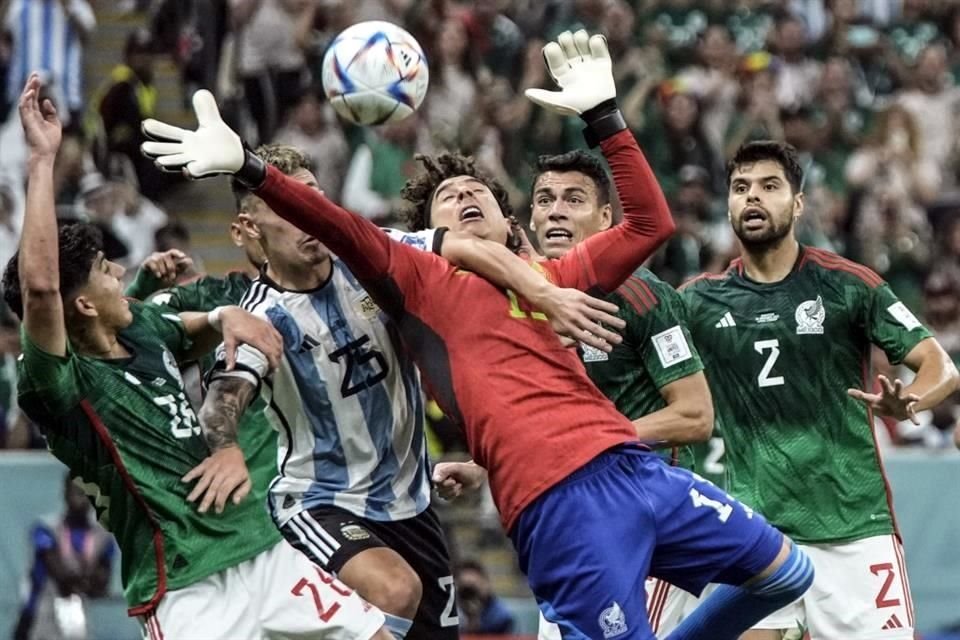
[177,306,282,371]
[847,338,959,423]
[182,375,259,514]
[631,372,714,445]
[16,74,67,357]
[440,232,625,351]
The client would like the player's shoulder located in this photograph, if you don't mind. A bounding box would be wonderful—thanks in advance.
[382,227,438,253]
[678,260,741,294]
[799,246,884,289]
[238,278,282,315]
[611,268,677,316]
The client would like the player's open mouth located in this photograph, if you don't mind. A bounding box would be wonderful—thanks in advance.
[545,228,574,241]
[459,205,484,222]
[742,208,768,229]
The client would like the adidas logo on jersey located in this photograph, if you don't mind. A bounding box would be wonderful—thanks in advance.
[299,334,322,354]
[882,613,904,630]
[715,312,736,328]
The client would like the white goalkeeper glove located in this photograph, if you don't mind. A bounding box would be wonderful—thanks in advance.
[525,30,626,146]
[141,90,264,184]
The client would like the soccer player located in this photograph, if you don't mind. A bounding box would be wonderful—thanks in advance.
[141,31,816,639]
[435,149,718,639]
[4,74,391,640]
[681,140,960,639]
[174,143,623,640]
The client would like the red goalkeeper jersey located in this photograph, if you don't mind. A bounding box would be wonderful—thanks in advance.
[254,129,674,531]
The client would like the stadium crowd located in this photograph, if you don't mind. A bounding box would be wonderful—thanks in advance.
[3,1,960,638]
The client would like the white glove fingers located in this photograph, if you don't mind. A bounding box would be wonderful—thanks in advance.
[588,34,611,62]
[192,90,224,127]
[141,141,183,158]
[142,119,189,142]
[572,30,591,59]
[155,153,192,167]
[557,31,579,62]
[541,41,568,83]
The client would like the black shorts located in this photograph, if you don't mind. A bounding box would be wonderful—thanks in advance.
[280,505,459,640]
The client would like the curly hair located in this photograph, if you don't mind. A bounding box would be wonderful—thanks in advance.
[2,222,104,320]
[231,144,314,212]
[400,153,513,231]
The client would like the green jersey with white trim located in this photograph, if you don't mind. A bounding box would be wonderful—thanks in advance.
[580,268,712,477]
[681,246,932,543]
[16,303,280,613]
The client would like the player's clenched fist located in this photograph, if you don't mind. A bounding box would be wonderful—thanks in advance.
[432,461,487,500]
[141,249,194,287]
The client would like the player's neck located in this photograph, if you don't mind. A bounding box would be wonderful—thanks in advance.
[740,238,800,284]
[266,258,332,292]
[71,321,129,359]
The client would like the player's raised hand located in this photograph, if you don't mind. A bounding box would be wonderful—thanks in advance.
[847,375,921,424]
[218,306,283,371]
[532,285,625,352]
[182,446,252,514]
[525,30,616,116]
[141,90,245,179]
[432,461,487,500]
[18,73,61,158]
[141,249,194,287]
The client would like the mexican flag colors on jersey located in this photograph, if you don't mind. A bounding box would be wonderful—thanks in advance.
[681,246,931,544]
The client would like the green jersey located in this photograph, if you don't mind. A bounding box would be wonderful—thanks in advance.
[16,303,279,613]
[148,272,280,526]
[681,246,932,544]
[580,268,716,479]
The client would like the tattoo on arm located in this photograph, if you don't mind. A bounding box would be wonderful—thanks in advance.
[199,377,257,451]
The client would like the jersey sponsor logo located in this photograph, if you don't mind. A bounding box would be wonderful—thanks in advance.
[580,343,609,362]
[882,614,904,630]
[755,312,779,324]
[340,524,371,541]
[299,333,322,354]
[652,326,693,368]
[715,311,736,328]
[598,601,628,638]
[887,301,922,331]
[795,296,825,335]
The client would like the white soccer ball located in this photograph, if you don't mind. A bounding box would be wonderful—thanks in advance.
[321,21,429,126]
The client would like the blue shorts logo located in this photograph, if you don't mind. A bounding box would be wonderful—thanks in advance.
[599,601,628,638]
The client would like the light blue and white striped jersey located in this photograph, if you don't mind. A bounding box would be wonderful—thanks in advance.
[212,259,431,526]
[4,0,94,117]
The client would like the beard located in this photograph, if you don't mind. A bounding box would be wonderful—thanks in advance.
[732,209,795,251]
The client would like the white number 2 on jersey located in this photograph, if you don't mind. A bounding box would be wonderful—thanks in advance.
[754,339,785,388]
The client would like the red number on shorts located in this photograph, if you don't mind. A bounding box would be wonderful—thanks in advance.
[292,576,342,622]
[315,567,352,597]
[869,563,902,609]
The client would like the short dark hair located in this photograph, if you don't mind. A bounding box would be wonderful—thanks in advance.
[400,153,513,231]
[154,220,190,251]
[231,144,314,212]
[2,222,104,320]
[726,141,804,193]
[533,150,611,206]
[456,559,489,578]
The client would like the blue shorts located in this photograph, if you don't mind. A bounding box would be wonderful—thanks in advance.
[510,445,784,640]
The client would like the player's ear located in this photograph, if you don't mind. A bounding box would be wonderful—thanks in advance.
[599,203,613,231]
[792,191,805,220]
[71,292,98,319]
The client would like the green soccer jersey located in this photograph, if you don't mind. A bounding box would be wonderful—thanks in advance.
[16,303,279,613]
[580,268,715,479]
[148,272,279,526]
[681,246,932,544]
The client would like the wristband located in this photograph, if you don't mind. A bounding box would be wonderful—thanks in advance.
[207,306,226,332]
[580,98,627,148]
[235,147,267,189]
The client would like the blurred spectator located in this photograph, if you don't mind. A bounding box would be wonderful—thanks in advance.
[230,0,309,144]
[771,12,822,109]
[0,180,22,273]
[923,266,960,367]
[273,88,350,200]
[455,559,516,635]
[153,220,203,283]
[425,16,477,150]
[811,56,869,194]
[150,0,230,103]
[12,473,114,640]
[91,28,165,199]
[646,0,710,68]
[3,0,95,131]
[459,0,525,88]
[0,29,11,120]
[724,54,784,157]
[0,301,18,450]
[885,0,941,65]
[896,42,960,189]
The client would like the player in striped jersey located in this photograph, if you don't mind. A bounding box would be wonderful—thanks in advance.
[182,145,623,640]
[681,141,959,639]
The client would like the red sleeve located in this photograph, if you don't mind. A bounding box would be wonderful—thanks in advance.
[540,129,674,293]
[254,165,435,314]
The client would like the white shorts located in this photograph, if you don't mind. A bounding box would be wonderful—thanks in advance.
[537,578,700,639]
[139,540,385,640]
[752,535,915,639]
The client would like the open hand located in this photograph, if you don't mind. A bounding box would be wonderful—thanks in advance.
[18,74,61,158]
[531,285,625,352]
[182,446,251,514]
[219,306,283,372]
[848,375,920,424]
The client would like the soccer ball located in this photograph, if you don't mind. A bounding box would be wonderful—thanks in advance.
[321,21,429,126]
